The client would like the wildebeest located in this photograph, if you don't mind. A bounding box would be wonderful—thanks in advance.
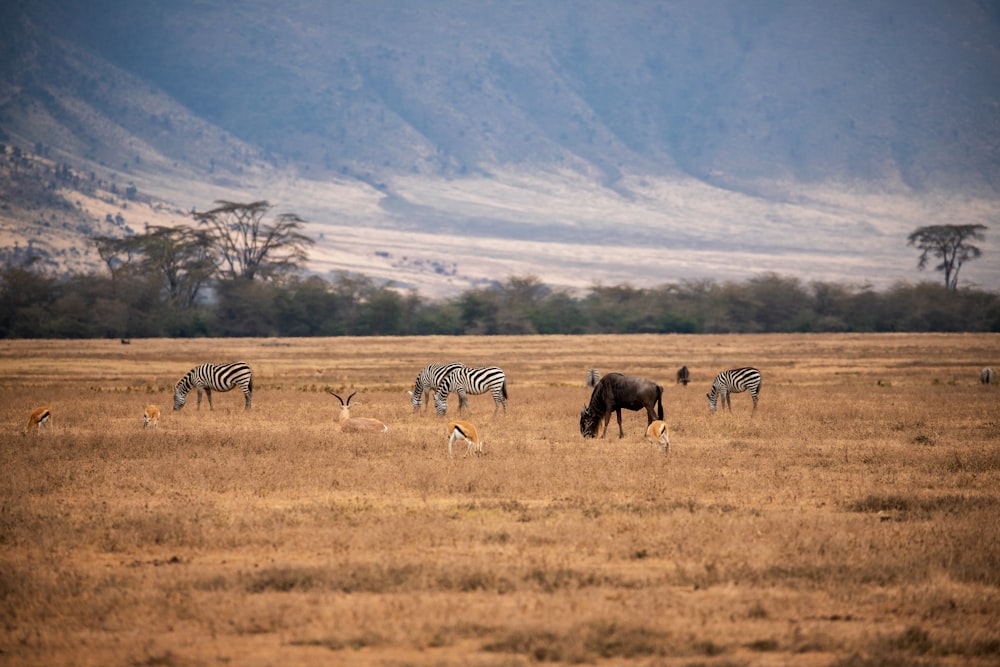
[580,373,664,439]
[676,366,690,385]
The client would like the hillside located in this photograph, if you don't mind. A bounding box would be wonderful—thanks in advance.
[1,1,999,295]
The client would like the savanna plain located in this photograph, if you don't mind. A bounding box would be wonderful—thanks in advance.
[1,333,999,667]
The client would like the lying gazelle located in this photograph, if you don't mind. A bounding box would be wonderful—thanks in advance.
[447,420,484,458]
[644,419,670,452]
[24,406,53,435]
[326,390,389,433]
[143,404,160,429]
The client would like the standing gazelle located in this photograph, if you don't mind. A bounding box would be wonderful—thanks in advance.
[447,420,484,458]
[24,406,53,435]
[143,404,160,429]
[326,390,388,433]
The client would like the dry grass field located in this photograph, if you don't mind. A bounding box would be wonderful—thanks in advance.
[1,334,998,667]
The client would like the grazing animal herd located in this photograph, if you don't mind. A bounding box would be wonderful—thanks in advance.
[20,354,997,458]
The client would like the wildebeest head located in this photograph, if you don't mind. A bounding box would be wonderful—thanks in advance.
[580,404,600,437]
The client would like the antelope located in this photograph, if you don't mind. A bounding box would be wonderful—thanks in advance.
[143,404,160,429]
[645,420,670,452]
[326,390,388,433]
[447,420,484,458]
[24,406,53,435]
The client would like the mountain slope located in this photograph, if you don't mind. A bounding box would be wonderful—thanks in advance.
[1,1,999,295]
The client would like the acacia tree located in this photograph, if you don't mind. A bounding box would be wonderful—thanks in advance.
[193,200,313,281]
[138,225,215,308]
[907,224,988,290]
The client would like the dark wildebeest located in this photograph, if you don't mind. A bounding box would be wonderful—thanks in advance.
[676,366,690,385]
[580,373,664,439]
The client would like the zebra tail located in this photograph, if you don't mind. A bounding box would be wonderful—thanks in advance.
[656,386,664,420]
[502,380,508,399]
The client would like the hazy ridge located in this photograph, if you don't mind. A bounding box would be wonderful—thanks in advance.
[1,1,999,296]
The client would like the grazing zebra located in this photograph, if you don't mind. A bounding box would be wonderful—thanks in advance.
[410,362,465,412]
[434,366,508,416]
[586,368,601,388]
[981,367,995,385]
[707,367,762,416]
[676,366,690,386]
[174,361,254,411]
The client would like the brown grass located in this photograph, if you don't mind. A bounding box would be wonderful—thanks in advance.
[1,333,998,666]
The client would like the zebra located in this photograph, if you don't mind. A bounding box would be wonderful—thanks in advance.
[586,368,601,388]
[434,366,508,416]
[409,362,465,412]
[981,367,995,385]
[174,361,254,411]
[707,367,762,416]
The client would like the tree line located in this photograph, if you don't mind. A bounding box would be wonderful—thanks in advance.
[1,200,996,337]
[3,267,998,338]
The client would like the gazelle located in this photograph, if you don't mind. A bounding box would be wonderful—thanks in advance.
[644,420,670,452]
[24,406,53,435]
[143,404,160,429]
[447,420,484,458]
[326,390,388,433]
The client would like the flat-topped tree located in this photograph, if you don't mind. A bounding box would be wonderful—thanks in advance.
[193,200,313,281]
[907,224,988,291]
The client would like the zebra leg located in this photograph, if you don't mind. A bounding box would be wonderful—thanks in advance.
[205,387,214,410]
[196,387,204,410]
[244,389,252,410]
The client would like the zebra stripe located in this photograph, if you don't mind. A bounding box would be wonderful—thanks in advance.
[434,366,508,416]
[707,367,761,415]
[174,361,254,411]
[586,368,601,388]
[411,362,465,411]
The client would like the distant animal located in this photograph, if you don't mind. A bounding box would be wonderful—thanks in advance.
[409,362,465,412]
[434,366,508,416]
[326,390,389,433]
[143,404,160,429]
[447,420,484,458]
[981,368,995,385]
[645,420,670,452]
[23,406,53,435]
[120,338,131,345]
[174,361,253,411]
[580,373,664,439]
[676,366,690,386]
[586,368,601,388]
[707,367,762,416]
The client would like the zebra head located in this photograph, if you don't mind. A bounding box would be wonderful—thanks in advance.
[410,375,424,411]
[174,378,191,411]
[706,388,719,412]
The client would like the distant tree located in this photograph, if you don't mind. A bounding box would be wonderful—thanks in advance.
[90,234,143,296]
[137,225,215,308]
[907,224,987,290]
[193,200,313,281]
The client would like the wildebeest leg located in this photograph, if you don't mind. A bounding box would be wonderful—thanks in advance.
[616,409,625,438]
[600,413,612,438]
